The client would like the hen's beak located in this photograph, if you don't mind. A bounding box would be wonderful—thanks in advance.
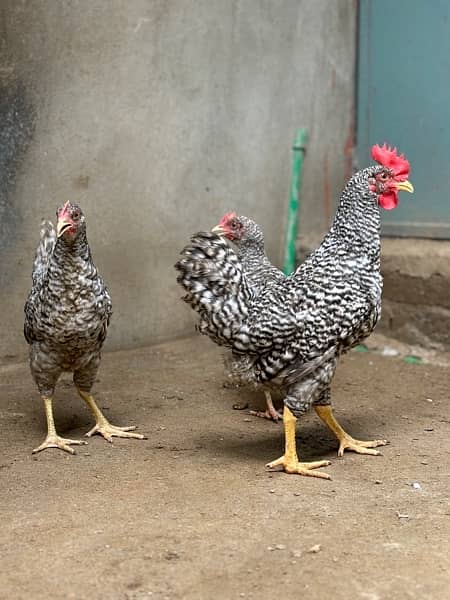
[395,180,414,193]
[57,219,73,237]
[211,224,226,236]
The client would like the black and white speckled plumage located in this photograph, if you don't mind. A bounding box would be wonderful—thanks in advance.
[176,166,387,418]
[230,216,285,294]
[24,204,112,398]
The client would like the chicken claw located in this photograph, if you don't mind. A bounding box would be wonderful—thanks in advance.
[77,389,146,443]
[249,391,283,422]
[267,406,332,478]
[315,405,387,457]
[249,407,283,422]
[337,436,387,457]
[32,434,87,455]
[266,455,331,478]
[85,422,145,442]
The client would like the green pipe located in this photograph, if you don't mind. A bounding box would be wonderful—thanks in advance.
[282,128,308,275]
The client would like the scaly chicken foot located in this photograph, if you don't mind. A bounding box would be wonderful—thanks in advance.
[77,389,145,443]
[266,406,332,478]
[314,405,387,457]
[249,391,283,422]
[32,396,87,454]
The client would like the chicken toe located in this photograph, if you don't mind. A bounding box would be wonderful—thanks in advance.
[32,434,87,455]
[77,389,146,443]
[267,406,332,478]
[315,405,387,457]
[249,391,282,422]
[337,436,387,457]
[266,455,331,478]
[85,422,145,442]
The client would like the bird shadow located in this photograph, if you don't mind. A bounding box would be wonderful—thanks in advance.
[195,411,388,465]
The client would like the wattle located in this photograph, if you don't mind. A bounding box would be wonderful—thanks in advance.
[378,191,398,210]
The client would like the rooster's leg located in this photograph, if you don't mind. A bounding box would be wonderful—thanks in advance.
[32,396,87,454]
[266,406,331,478]
[315,405,387,457]
[77,389,145,442]
[249,391,282,421]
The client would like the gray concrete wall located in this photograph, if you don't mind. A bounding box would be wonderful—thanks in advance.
[1,0,356,360]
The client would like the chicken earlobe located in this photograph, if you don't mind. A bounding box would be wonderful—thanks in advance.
[77,389,146,442]
[32,396,88,454]
[266,406,331,478]
[314,405,387,456]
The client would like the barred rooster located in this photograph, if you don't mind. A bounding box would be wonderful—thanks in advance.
[212,213,285,420]
[176,145,413,478]
[24,201,144,454]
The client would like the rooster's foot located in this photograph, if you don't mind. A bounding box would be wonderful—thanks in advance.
[337,436,387,457]
[32,434,87,455]
[249,407,282,422]
[266,455,331,479]
[86,420,145,443]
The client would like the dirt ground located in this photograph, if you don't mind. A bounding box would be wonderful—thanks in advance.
[1,336,449,600]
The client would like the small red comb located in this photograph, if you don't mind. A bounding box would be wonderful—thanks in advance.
[219,211,237,226]
[371,144,409,180]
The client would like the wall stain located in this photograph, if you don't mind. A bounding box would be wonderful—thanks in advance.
[0,68,36,253]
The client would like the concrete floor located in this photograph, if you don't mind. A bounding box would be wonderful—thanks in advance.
[1,336,450,599]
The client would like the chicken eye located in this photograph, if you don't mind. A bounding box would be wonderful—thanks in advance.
[72,210,80,220]
[379,172,389,181]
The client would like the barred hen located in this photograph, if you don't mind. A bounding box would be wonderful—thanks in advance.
[176,145,413,477]
[24,201,144,454]
[212,212,285,420]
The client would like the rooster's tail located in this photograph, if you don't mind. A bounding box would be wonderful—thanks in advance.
[31,220,56,287]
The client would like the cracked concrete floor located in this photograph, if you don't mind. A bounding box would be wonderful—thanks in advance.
[1,336,449,599]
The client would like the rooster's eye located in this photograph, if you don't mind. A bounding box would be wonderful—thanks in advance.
[72,211,80,220]
[379,172,388,181]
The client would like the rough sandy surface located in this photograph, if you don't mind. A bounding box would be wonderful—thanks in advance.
[1,336,449,600]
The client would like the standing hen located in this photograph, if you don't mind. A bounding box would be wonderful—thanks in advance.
[176,145,413,478]
[212,212,285,420]
[24,201,144,453]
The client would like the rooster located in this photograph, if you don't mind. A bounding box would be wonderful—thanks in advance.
[176,145,413,478]
[24,201,144,454]
[211,212,285,421]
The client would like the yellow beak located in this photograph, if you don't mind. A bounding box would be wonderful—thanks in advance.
[57,219,72,237]
[211,225,226,235]
[395,180,414,193]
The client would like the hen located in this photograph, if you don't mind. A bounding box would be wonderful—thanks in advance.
[212,212,285,420]
[175,145,413,477]
[24,201,144,454]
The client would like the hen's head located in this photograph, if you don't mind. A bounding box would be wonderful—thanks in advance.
[211,212,264,247]
[56,201,86,240]
[369,144,414,210]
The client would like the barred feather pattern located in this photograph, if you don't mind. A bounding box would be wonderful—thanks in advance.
[24,209,112,397]
[175,166,385,417]
[231,216,285,294]
[225,216,285,384]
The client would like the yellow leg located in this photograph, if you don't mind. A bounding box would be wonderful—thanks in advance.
[315,405,387,457]
[77,389,145,442]
[266,406,331,478]
[32,396,87,454]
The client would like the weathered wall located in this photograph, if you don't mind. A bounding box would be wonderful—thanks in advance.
[0,0,356,360]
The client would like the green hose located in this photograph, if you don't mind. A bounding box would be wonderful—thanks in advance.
[282,128,308,275]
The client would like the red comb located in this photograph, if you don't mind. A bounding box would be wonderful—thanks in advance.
[219,211,237,226]
[371,144,409,180]
[58,200,71,218]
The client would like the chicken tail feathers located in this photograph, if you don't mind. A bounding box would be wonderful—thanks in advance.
[175,232,253,345]
[31,220,56,287]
